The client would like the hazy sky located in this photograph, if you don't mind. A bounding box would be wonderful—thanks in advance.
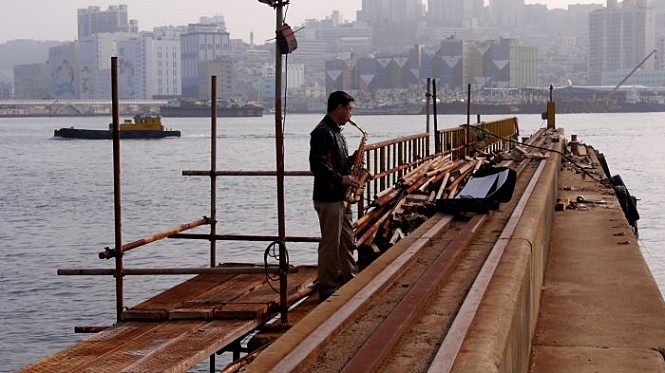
[0,1,602,44]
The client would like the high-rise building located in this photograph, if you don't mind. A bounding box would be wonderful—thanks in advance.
[13,63,50,99]
[588,0,655,84]
[49,42,80,99]
[180,23,231,98]
[77,5,133,39]
[358,0,426,52]
[359,0,423,25]
[427,0,484,28]
[79,33,119,99]
[117,30,181,99]
[489,0,525,28]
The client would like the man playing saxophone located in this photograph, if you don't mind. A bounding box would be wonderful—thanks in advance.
[309,91,359,302]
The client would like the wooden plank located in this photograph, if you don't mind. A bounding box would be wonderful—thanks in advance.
[21,266,317,372]
[73,321,206,373]
[18,322,162,373]
[123,308,169,321]
[119,319,260,373]
[182,273,267,307]
[127,273,236,312]
[214,268,317,320]
[168,308,215,320]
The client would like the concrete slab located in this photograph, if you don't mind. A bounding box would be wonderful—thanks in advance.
[530,145,665,372]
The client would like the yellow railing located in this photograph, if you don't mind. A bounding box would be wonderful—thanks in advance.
[437,117,519,160]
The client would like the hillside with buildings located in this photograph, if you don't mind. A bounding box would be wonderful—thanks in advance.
[3,0,665,111]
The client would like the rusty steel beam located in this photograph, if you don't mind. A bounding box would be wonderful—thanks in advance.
[74,326,110,334]
[341,213,488,373]
[270,214,455,372]
[98,217,210,259]
[427,148,550,373]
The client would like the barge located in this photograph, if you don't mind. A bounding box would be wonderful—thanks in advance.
[54,115,180,139]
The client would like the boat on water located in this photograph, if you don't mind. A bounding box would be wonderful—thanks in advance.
[54,114,181,139]
[159,99,264,118]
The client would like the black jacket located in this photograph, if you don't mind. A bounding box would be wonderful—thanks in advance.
[309,115,353,202]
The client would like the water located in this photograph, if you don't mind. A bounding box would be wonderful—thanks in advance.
[1,113,663,372]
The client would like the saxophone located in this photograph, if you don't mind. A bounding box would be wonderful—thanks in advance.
[345,120,372,204]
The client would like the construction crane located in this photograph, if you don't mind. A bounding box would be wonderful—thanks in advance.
[605,49,657,109]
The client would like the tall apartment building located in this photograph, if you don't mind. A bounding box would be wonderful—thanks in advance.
[78,32,146,100]
[77,5,136,39]
[180,23,231,98]
[49,42,80,99]
[359,0,423,25]
[117,31,181,99]
[427,0,485,28]
[488,0,525,28]
[358,0,426,52]
[13,63,50,99]
[589,0,656,84]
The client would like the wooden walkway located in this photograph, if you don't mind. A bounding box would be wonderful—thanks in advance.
[19,265,317,373]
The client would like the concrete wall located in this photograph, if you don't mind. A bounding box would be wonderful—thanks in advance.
[451,135,562,373]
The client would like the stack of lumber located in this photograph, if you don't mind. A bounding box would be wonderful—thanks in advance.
[353,154,483,267]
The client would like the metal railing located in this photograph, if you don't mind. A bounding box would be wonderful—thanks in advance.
[438,117,519,160]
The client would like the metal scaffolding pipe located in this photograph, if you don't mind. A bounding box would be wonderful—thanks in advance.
[110,56,124,324]
[98,217,210,259]
[170,233,320,242]
[210,75,218,269]
[183,170,312,177]
[58,266,285,276]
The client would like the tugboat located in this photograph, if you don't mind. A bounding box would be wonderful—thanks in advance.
[54,115,181,139]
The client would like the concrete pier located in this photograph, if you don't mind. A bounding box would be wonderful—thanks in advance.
[246,130,665,372]
[20,127,665,372]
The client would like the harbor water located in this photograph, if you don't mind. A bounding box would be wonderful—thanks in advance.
[1,113,663,372]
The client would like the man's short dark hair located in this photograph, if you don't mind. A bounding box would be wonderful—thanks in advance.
[327,91,355,113]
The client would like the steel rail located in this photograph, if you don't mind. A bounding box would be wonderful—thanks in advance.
[341,213,488,372]
[427,143,551,373]
[270,214,455,372]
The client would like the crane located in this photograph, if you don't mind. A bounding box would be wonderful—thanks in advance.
[605,49,657,109]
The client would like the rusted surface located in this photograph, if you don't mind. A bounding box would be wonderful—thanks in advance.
[18,322,162,372]
[264,214,455,372]
[429,156,548,373]
[341,213,488,373]
[21,266,317,373]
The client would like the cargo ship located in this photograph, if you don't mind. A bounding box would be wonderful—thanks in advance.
[54,115,180,139]
[159,99,264,118]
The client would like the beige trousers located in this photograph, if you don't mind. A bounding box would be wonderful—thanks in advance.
[314,200,357,299]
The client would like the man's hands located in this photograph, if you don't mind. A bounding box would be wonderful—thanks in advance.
[341,175,359,187]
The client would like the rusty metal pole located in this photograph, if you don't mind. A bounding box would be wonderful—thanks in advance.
[110,56,123,323]
[210,76,218,268]
[466,83,471,158]
[432,79,438,154]
[426,78,431,136]
[209,75,218,373]
[274,1,289,327]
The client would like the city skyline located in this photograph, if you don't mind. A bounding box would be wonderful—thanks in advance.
[0,0,605,45]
